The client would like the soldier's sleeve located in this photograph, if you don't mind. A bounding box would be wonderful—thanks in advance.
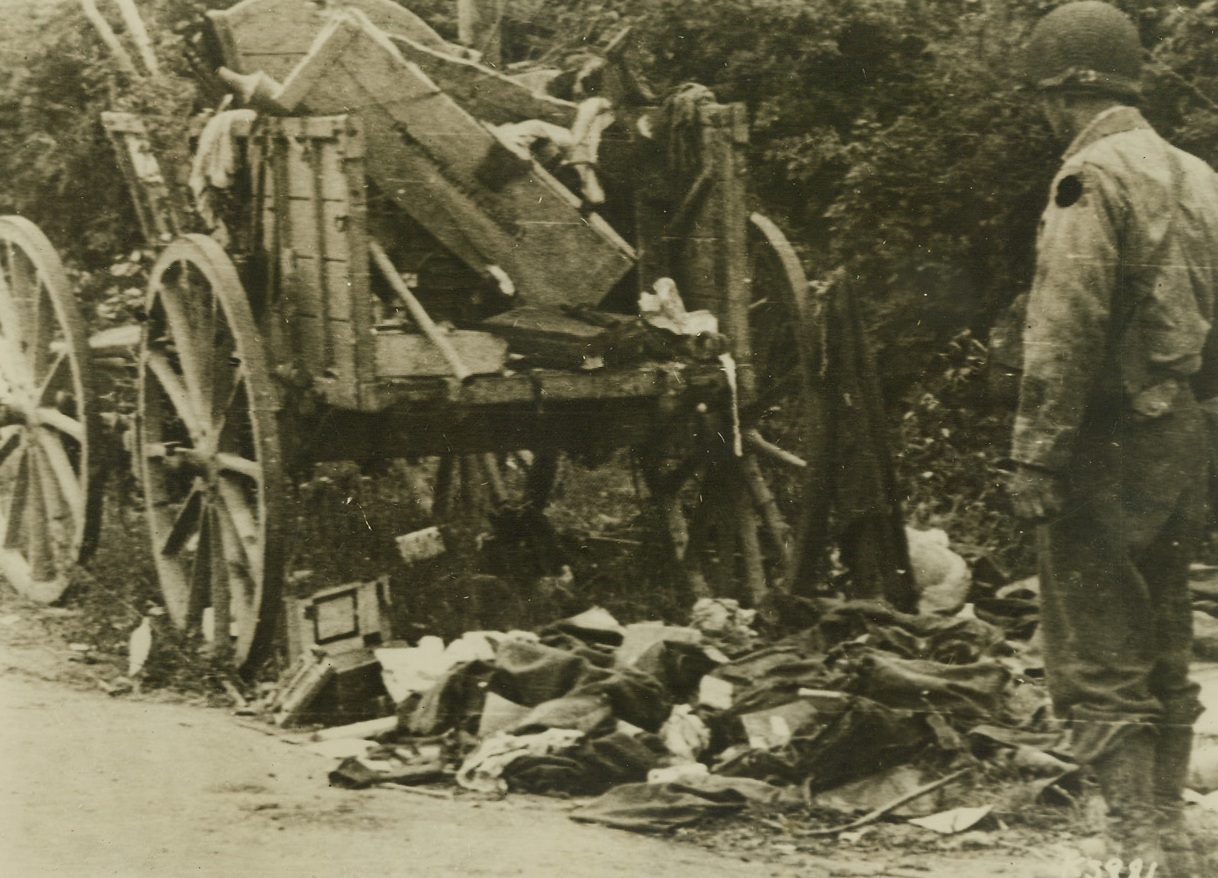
[1011,164,1123,472]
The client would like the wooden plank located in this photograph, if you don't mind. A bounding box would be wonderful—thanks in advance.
[708,104,754,399]
[387,34,575,127]
[275,12,636,309]
[207,0,453,80]
[273,145,357,203]
[375,329,507,377]
[101,111,181,243]
[285,199,354,265]
[480,305,616,369]
[274,652,337,727]
[254,112,375,411]
[341,119,378,410]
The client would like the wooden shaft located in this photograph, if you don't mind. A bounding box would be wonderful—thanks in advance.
[114,0,159,75]
[79,0,140,78]
[744,428,807,469]
[369,240,473,382]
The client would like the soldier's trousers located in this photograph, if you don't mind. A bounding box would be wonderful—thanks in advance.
[1036,402,1207,763]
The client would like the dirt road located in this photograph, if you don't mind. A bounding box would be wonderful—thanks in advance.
[0,671,796,878]
[0,593,1158,878]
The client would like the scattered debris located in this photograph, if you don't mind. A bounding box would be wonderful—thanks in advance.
[307,738,377,760]
[219,678,252,714]
[689,598,757,655]
[127,616,153,678]
[271,650,337,727]
[801,768,975,838]
[246,523,1218,847]
[811,764,940,818]
[906,526,971,616]
[907,804,993,835]
[311,715,398,742]
[395,526,447,565]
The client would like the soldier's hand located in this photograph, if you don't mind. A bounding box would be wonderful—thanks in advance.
[1006,464,1066,521]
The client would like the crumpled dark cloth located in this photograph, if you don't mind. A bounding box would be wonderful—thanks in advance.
[510,693,615,736]
[842,648,1012,724]
[489,639,671,729]
[795,697,936,793]
[632,639,721,704]
[502,731,665,796]
[492,640,591,707]
[815,600,1008,664]
[567,667,670,733]
[405,659,496,736]
[571,776,796,832]
[328,756,447,790]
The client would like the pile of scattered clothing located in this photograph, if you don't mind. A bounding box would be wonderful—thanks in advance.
[323,594,1068,833]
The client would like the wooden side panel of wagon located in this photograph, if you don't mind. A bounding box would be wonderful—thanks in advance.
[208,0,454,81]
[250,115,375,411]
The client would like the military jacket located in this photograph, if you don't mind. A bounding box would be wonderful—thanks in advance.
[1013,106,1218,472]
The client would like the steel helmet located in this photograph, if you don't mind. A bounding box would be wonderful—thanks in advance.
[1022,1,1143,99]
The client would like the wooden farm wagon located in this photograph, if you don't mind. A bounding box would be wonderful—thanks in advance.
[0,0,833,674]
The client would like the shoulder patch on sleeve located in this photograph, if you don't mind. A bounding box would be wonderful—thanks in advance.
[1055,174,1084,208]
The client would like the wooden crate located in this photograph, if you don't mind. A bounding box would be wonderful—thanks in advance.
[273,10,635,310]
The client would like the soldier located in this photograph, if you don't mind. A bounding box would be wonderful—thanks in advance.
[1009,1,1218,871]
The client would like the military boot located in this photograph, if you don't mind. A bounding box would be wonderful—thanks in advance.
[1092,731,1167,874]
[1154,725,1201,877]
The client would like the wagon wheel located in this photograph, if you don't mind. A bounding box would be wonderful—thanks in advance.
[138,234,285,673]
[642,213,826,602]
[0,217,101,603]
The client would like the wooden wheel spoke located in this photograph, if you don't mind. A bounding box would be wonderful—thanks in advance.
[31,426,84,514]
[214,452,261,482]
[213,480,261,590]
[27,283,52,382]
[0,300,32,388]
[181,266,222,418]
[204,504,232,656]
[160,488,204,558]
[210,351,240,430]
[153,264,210,402]
[212,374,247,451]
[23,448,52,580]
[214,479,259,552]
[144,348,205,438]
[30,443,67,547]
[34,407,84,442]
[186,504,214,630]
[0,430,22,471]
[36,350,71,407]
[2,450,30,549]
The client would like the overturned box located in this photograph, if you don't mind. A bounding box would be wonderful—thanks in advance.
[288,576,393,663]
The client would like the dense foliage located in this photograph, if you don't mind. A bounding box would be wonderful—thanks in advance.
[2,0,1218,564]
